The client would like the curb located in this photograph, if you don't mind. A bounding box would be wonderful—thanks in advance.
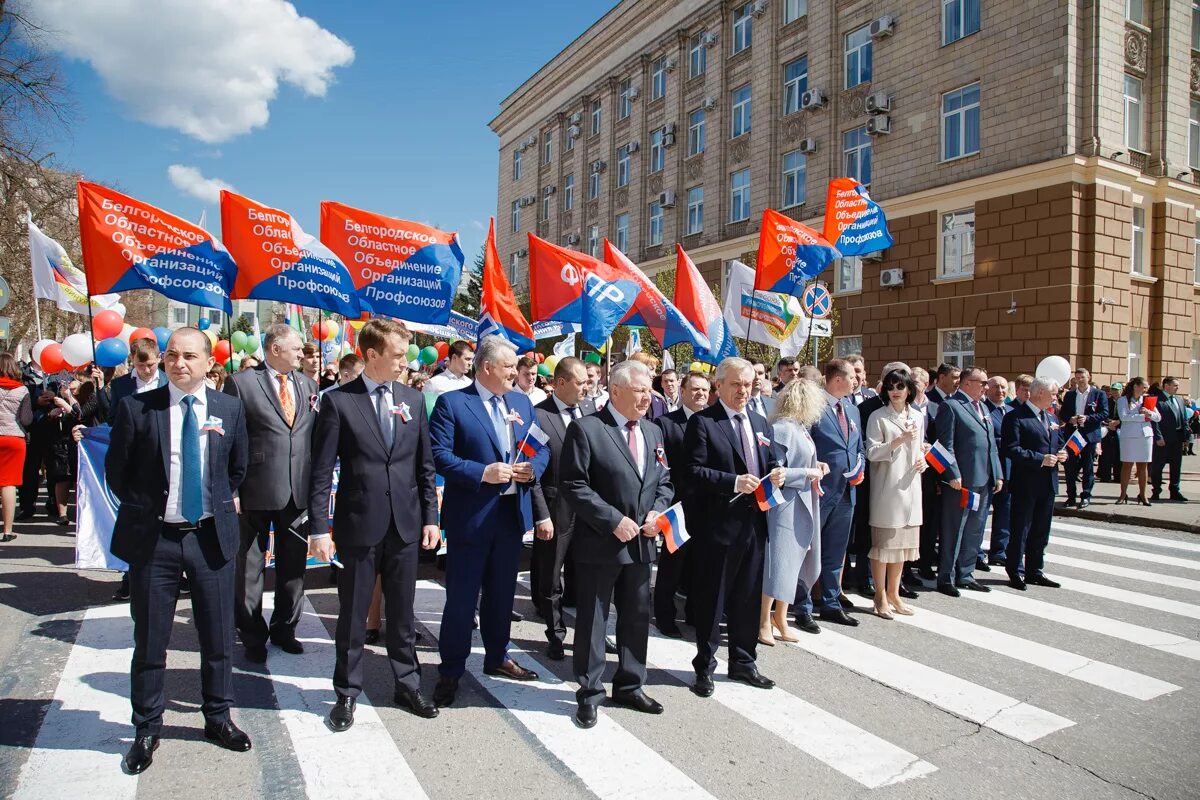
[1055,506,1200,535]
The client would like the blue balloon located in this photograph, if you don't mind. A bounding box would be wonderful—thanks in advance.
[152,326,171,352]
[198,318,211,331]
[95,337,130,368]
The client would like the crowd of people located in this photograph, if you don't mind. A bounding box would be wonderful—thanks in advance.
[0,321,1195,769]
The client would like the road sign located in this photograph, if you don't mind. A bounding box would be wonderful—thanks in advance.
[809,319,832,338]
[801,283,833,319]
[0,276,10,311]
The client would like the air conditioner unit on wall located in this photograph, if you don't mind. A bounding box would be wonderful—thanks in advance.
[866,115,892,135]
[663,57,677,72]
[627,140,640,153]
[865,93,891,114]
[801,89,827,110]
[870,15,895,39]
[702,96,718,111]
[543,185,556,196]
[700,32,718,47]
[516,248,528,257]
[879,267,904,287]
[628,86,641,100]
[658,190,677,207]
[569,112,582,125]
[566,233,581,245]
[567,124,581,138]
[591,160,606,173]
[798,137,817,154]
[751,0,768,17]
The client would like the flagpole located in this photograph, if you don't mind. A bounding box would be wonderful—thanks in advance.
[27,211,44,340]
[33,297,43,342]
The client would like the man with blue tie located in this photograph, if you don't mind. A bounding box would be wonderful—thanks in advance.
[983,375,1013,567]
[429,336,550,707]
[1057,368,1108,509]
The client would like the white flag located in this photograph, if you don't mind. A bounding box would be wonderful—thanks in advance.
[722,260,810,357]
[552,334,575,358]
[624,329,642,356]
[29,217,120,316]
[662,348,675,372]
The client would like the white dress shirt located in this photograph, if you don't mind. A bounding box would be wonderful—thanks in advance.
[1074,387,1087,418]
[136,371,162,393]
[748,394,769,417]
[719,399,760,475]
[425,370,471,397]
[476,380,517,494]
[525,385,548,406]
[265,363,297,410]
[607,403,645,476]
[164,382,212,523]
[552,394,583,428]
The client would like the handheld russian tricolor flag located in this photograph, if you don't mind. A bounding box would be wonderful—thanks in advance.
[754,479,785,511]
[514,423,550,461]
[843,454,866,486]
[959,488,982,511]
[1065,430,1087,456]
[925,441,956,474]
[655,502,690,554]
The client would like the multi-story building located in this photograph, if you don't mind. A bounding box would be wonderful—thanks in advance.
[491,0,1200,393]
[150,297,279,332]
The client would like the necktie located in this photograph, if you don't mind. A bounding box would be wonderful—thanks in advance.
[277,373,295,427]
[734,413,760,477]
[836,401,849,439]
[489,396,509,461]
[376,385,393,447]
[567,406,580,422]
[974,400,985,423]
[180,395,203,524]
[625,420,640,473]
[1040,409,1050,434]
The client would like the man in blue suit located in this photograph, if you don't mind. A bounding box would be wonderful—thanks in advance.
[800,359,864,627]
[984,375,1014,567]
[1057,368,1108,508]
[429,335,550,706]
[108,337,168,410]
[1001,377,1067,590]
[934,366,1003,596]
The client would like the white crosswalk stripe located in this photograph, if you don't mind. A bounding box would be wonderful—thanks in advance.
[1041,553,1200,592]
[1052,521,1200,554]
[1045,536,1200,571]
[1049,575,1200,618]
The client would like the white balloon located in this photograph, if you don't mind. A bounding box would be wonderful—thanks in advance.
[1035,355,1072,386]
[31,338,57,365]
[118,323,137,344]
[61,332,95,367]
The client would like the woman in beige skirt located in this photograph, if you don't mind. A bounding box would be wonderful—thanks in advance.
[865,368,929,619]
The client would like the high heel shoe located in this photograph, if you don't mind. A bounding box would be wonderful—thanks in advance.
[1137,496,1152,507]
[771,618,799,642]
[1115,496,1128,505]
[757,627,776,646]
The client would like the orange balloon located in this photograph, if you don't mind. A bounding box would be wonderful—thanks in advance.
[213,340,232,365]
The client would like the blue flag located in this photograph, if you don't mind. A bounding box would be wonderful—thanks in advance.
[579,272,639,349]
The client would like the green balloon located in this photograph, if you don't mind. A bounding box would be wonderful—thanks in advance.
[231,330,248,352]
[419,345,438,365]
[537,363,551,377]
[407,343,420,361]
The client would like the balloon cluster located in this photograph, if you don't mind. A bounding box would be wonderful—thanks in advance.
[30,308,170,374]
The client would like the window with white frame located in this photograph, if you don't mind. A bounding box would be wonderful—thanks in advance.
[208,310,223,326]
[686,186,704,234]
[650,128,665,173]
[1190,100,1200,169]
[564,125,575,152]
[171,307,187,324]
[1127,329,1145,380]
[543,132,553,164]
[1194,1,1200,50]
[730,169,751,222]
[618,79,633,120]
[511,200,520,233]
[1131,206,1147,275]
[616,213,630,252]
[1127,0,1146,25]
[784,0,807,24]
[588,169,600,199]
[783,57,808,115]
[942,82,981,161]
[781,150,806,208]
[689,32,708,78]
[1194,220,1200,284]
[834,256,862,293]
[648,201,664,246]
[688,108,706,156]
[835,335,862,359]
[651,57,668,101]
[843,126,872,186]
[513,149,522,180]
[590,100,602,136]
[588,224,600,257]
[732,3,753,54]
[541,192,552,221]
[1124,74,1143,152]
[617,144,631,188]
[731,84,752,138]
[564,174,575,211]
[509,253,519,284]
[845,25,872,88]
[942,0,980,45]
[940,209,976,278]
[1191,338,1200,398]
[940,328,976,367]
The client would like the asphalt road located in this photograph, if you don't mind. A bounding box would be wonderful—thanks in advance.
[1,513,1197,800]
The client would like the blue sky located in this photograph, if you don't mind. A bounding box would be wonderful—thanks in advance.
[39,1,615,270]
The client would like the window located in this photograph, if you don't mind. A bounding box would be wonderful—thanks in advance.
[942,0,980,45]
[513,149,522,180]
[686,186,704,234]
[730,169,751,222]
[1191,101,1200,169]
[542,192,552,221]
[509,253,519,284]
[843,126,872,186]
[731,84,752,138]
[511,200,521,233]
[942,82,981,161]
[784,0,808,24]
[1194,221,1200,284]
[564,125,575,152]
[651,57,668,101]
[616,213,630,252]
[845,25,872,88]
[1127,329,1145,380]
[732,3,753,54]
[648,201,664,245]
[588,225,600,257]
[1126,0,1145,26]
[588,169,600,199]
[781,150,807,208]
[689,32,708,78]
[687,108,706,156]
[834,256,862,293]
[1191,339,1200,399]
[835,335,862,359]
[616,145,631,188]
[171,307,186,325]
[590,100,602,136]
[940,209,976,278]
[649,128,665,173]
[564,174,575,211]
[1124,74,1143,151]
[783,57,808,115]
[940,328,976,367]
[543,132,553,164]
[1131,206,1147,275]
[618,79,633,120]
[1194,1,1200,50]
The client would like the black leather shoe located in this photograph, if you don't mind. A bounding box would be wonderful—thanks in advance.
[1078,498,1091,509]
[793,613,821,634]
[14,508,34,521]
[328,696,356,732]
[1150,492,1161,502]
[610,690,664,714]
[484,659,539,681]
[575,703,598,728]
[837,593,855,610]
[1026,574,1061,588]
[433,677,458,707]
[394,687,439,719]
[917,566,937,581]
[604,636,619,655]
[728,667,775,689]
[270,634,304,655]
[957,581,991,593]
[858,583,876,598]
[546,640,565,661]
[692,673,715,697]
[364,629,380,645]
[244,644,267,664]
[111,582,131,602]
[1171,493,1188,502]
[937,584,961,598]
[898,585,919,600]
[656,621,683,638]
[990,557,1007,568]
[818,608,859,627]
[975,559,991,573]
[204,720,251,752]
[1065,497,1077,509]
[1008,574,1027,591]
[177,577,190,598]
[123,735,159,774]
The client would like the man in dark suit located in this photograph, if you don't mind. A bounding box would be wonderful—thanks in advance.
[934,366,1003,596]
[1001,377,1068,590]
[310,319,442,729]
[1058,368,1109,509]
[686,356,783,697]
[984,375,1014,567]
[107,337,168,411]
[1097,383,1124,482]
[106,327,250,774]
[846,354,878,407]
[1151,376,1189,502]
[429,335,550,706]
[528,357,596,660]
[652,370,710,636]
[747,359,776,418]
[925,363,962,405]
[560,359,673,729]
[222,324,318,662]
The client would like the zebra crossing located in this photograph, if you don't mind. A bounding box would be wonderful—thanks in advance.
[5,519,1198,799]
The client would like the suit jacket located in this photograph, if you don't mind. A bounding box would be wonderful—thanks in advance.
[851,388,878,407]
[106,385,248,566]
[646,392,669,421]
[986,400,1013,479]
[224,365,318,511]
[1057,386,1108,444]
[655,408,693,505]
[926,386,949,405]
[1001,402,1062,496]
[1150,389,1189,445]
[429,383,549,540]
[109,371,167,412]
[308,376,439,546]
[560,406,673,565]
[809,395,865,503]
[684,402,780,546]
[530,395,596,530]
[934,391,1002,487]
[745,394,775,419]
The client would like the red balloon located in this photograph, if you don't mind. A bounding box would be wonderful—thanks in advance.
[92,309,124,340]
[535,353,545,363]
[435,341,449,359]
[129,326,155,345]
[39,343,66,373]
[213,340,232,365]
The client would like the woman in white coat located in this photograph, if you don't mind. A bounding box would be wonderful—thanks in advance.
[1116,377,1160,506]
[865,369,928,619]
[760,378,828,643]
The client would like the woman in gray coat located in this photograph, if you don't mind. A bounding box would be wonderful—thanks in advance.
[759,378,828,644]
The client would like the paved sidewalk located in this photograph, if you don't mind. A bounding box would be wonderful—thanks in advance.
[1055,453,1200,533]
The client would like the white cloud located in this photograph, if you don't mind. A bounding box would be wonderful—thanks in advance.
[31,0,354,143]
[167,164,233,204]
